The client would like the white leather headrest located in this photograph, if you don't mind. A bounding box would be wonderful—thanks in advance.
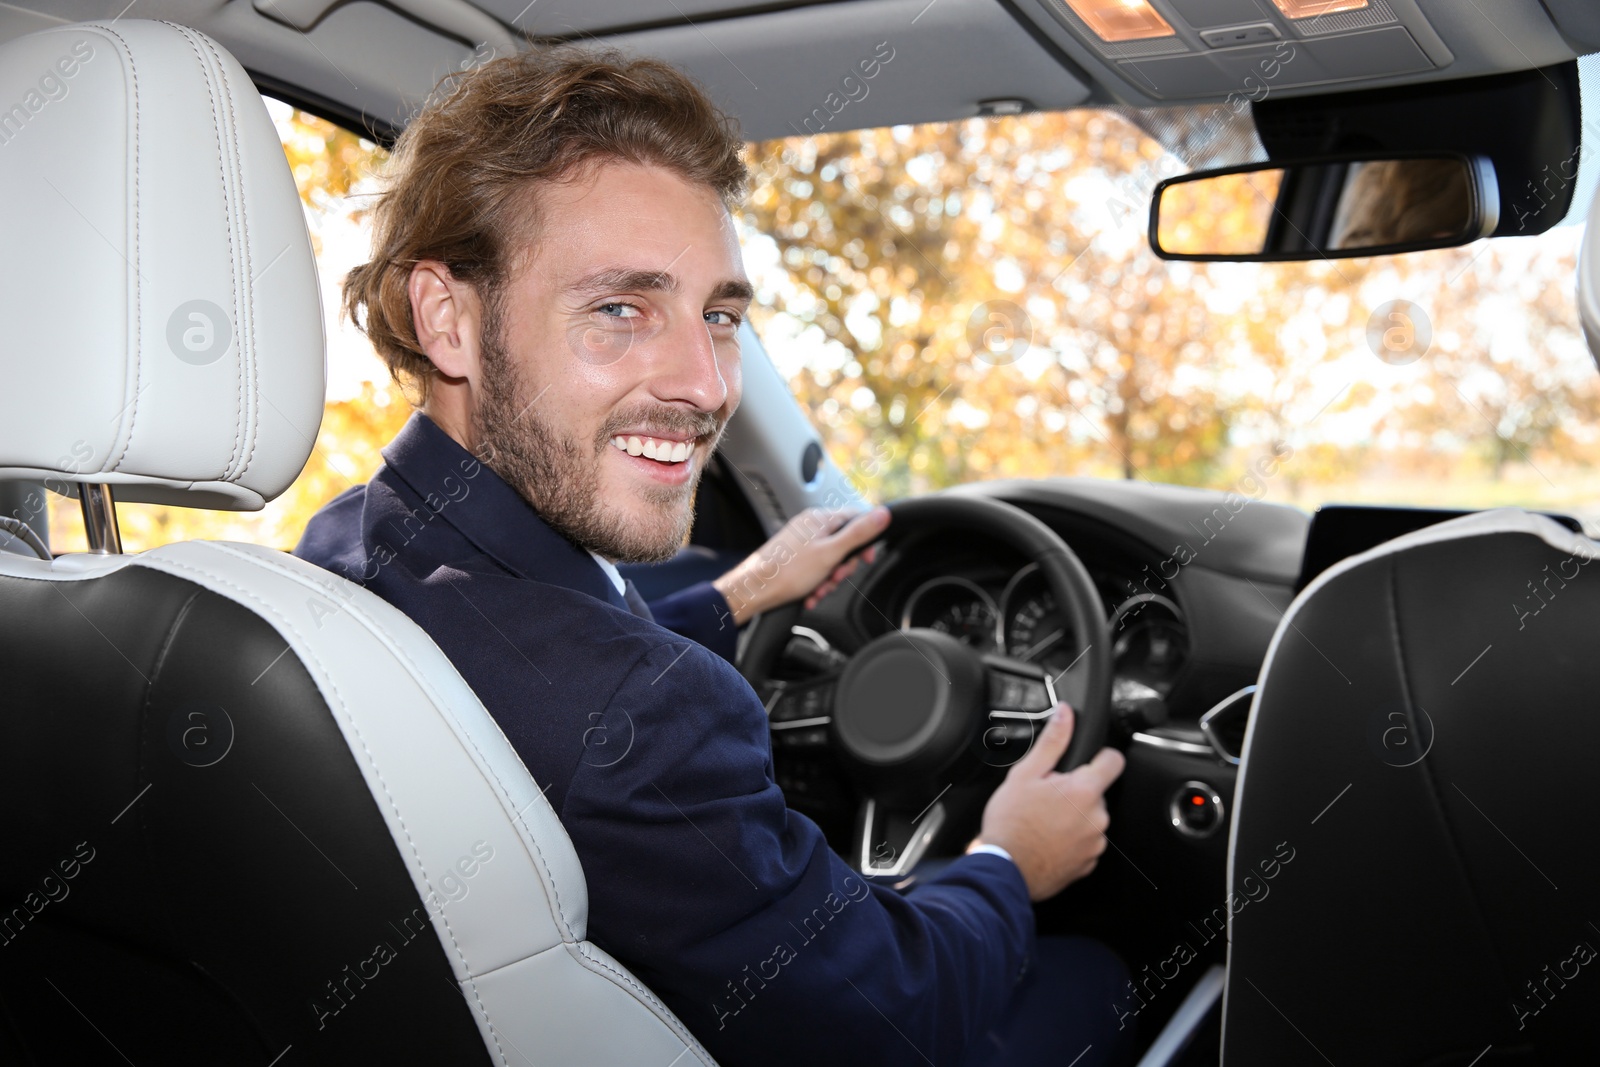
[1582,178,1600,366]
[0,20,324,510]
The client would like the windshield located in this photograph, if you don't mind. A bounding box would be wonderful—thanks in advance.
[41,102,1596,551]
[740,110,1597,525]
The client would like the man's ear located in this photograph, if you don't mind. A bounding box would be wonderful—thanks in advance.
[409,260,483,382]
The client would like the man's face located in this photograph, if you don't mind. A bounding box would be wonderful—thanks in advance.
[473,162,750,564]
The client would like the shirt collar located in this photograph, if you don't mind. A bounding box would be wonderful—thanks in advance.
[379,412,631,612]
[588,551,627,594]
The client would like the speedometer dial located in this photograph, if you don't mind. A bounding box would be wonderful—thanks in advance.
[1000,564,1078,675]
[1006,594,1069,660]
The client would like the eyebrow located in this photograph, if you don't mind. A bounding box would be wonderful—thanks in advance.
[567,267,753,305]
[710,279,755,304]
[569,267,676,296]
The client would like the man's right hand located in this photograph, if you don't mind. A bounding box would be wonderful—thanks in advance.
[972,704,1127,902]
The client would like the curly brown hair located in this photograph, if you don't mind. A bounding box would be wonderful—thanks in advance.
[343,47,748,402]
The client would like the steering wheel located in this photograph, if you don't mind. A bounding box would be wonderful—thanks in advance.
[740,494,1112,876]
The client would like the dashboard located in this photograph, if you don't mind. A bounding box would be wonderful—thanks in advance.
[781,476,1313,726]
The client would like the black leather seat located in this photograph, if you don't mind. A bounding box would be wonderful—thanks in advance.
[1222,506,1600,1060]
[0,562,495,1062]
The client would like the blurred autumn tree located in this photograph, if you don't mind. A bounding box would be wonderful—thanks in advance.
[1394,240,1600,480]
[279,107,383,219]
[742,111,1333,495]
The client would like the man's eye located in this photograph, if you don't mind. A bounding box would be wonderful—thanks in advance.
[705,310,741,328]
[597,302,641,319]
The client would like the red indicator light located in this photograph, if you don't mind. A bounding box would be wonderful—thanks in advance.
[1190,795,1206,806]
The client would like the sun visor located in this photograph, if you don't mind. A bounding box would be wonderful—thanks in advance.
[599,0,1091,142]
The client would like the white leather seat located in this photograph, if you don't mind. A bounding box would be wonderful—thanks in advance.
[0,20,716,1066]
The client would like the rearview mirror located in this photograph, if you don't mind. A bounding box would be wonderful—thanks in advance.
[1149,153,1498,261]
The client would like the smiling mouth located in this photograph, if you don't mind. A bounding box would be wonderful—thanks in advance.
[609,434,697,465]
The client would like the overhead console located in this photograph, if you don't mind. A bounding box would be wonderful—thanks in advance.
[1048,0,1449,99]
[1007,0,1580,106]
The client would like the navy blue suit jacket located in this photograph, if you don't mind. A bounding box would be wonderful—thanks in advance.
[293,413,1035,1065]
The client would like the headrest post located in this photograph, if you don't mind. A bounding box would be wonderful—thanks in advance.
[79,484,123,555]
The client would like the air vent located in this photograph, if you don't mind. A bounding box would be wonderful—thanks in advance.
[1199,685,1255,764]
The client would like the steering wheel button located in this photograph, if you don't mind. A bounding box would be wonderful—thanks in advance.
[987,673,1050,712]
[990,676,1021,708]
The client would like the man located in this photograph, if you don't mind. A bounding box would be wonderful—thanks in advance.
[295,48,1130,1066]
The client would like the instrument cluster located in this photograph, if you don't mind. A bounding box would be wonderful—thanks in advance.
[898,563,1189,696]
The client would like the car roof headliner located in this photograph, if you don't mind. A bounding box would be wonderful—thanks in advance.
[0,1,1593,147]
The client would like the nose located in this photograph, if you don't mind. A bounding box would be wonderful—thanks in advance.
[647,314,730,414]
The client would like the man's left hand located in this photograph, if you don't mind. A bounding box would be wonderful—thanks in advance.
[713,505,891,626]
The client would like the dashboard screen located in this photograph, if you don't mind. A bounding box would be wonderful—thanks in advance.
[1294,504,1583,594]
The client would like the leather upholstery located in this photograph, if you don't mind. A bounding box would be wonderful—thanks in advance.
[1222,509,1600,1062]
[0,20,718,1065]
[0,20,322,510]
[0,543,718,1066]
[0,549,491,1063]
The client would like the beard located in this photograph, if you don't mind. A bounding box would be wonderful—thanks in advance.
[471,313,725,564]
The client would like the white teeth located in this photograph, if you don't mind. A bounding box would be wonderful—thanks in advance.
[609,434,696,464]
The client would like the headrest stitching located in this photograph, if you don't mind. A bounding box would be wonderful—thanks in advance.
[96,25,143,477]
[200,33,261,484]
[172,25,245,484]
